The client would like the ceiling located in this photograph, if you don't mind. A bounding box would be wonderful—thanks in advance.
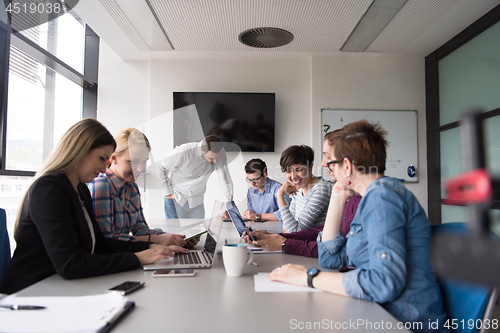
[73,0,500,60]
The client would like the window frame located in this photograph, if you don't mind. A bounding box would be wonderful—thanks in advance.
[425,4,500,223]
[0,3,98,177]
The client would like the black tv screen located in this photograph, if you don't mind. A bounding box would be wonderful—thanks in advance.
[173,92,275,152]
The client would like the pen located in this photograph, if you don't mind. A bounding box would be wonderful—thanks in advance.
[0,304,46,310]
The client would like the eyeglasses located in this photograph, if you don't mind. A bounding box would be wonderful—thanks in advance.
[326,160,341,172]
[326,158,358,172]
[246,175,262,183]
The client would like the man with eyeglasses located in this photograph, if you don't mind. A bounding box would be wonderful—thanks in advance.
[242,158,290,221]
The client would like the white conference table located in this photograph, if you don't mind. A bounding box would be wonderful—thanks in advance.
[15,219,410,333]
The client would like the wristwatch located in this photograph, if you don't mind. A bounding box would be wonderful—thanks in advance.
[255,213,262,220]
[281,240,286,253]
[307,268,321,288]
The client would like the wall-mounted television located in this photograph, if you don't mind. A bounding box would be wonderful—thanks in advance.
[173,92,275,152]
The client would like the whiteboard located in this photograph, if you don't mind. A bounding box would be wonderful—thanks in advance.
[321,109,418,183]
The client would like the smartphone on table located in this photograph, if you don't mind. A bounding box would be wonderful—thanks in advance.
[153,269,196,277]
[106,281,145,295]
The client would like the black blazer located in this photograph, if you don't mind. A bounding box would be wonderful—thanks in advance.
[0,174,150,294]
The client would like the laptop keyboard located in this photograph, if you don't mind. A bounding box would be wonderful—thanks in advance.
[174,251,202,265]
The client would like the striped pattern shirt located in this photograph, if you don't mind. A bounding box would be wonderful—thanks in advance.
[280,177,332,233]
[88,169,164,241]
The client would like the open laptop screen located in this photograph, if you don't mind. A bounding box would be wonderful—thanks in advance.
[226,201,246,236]
[204,232,217,255]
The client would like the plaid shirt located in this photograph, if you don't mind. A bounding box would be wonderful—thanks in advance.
[88,169,163,241]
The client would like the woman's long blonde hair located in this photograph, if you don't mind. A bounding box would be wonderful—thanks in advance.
[14,118,116,235]
[107,128,151,168]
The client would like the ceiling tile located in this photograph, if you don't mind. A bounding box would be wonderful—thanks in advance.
[149,0,372,52]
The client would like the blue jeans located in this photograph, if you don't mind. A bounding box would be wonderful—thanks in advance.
[164,198,205,219]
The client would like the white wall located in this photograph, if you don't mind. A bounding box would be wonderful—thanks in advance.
[311,53,428,211]
[98,44,312,219]
[97,42,151,130]
[97,43,429,220]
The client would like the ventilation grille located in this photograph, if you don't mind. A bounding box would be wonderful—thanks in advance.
[239,27,293,48]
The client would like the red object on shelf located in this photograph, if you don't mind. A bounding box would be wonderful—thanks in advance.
[443,168,492,205]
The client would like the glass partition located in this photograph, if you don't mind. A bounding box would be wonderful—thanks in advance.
[438,21,500,126]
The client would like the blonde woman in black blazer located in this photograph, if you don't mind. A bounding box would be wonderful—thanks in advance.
[0,119,186,294]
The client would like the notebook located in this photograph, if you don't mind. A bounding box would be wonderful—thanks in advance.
[143,201,225,270]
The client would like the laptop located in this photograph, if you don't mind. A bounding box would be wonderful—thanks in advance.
[143,201,225,270]
[226,201,250,237]
[225,201,281,253]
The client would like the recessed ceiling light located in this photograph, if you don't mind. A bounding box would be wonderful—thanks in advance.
[341,0,408,52]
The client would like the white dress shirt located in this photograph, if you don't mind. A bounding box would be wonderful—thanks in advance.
[158,141,233,208]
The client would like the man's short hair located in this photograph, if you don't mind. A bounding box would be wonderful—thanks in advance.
[245,158,267,176]
[201,135,222,153]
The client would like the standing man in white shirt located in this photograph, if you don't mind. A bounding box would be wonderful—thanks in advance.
[158,135,234,219]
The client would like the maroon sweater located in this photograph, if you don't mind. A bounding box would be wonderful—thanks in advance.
[278,194,361,258]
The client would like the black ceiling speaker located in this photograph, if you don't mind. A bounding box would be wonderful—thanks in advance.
[239,27,294,48]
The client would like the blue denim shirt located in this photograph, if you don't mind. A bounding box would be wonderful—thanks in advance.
[318,177,448,333]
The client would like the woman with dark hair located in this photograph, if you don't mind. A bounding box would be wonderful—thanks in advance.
[0,119,187,294]
[269,120,448,333]
[277,145,331,233]
[244,133,361,258]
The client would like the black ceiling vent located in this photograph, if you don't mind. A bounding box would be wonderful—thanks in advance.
[239,27,293,48]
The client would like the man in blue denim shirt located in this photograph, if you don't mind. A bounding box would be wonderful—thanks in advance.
[269,122,448,333]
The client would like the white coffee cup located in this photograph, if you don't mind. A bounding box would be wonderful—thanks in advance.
[222,244,254,277]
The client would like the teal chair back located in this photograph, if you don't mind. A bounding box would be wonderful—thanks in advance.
[0,208,10,285]
[432,222,495,333]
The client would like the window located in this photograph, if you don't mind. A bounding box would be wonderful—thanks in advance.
[425,6,500,236]
[6,54,83,171]
[0,3,99,252]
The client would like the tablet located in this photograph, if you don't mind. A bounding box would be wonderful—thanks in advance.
[179,224,207,241]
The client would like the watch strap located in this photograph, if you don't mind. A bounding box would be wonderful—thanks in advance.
[307,268,320,288]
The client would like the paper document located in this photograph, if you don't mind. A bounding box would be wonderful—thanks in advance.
[0,292,128,333]
[254,273,323,292]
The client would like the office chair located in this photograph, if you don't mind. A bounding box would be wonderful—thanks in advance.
[0,208,11,287]
[432,223,498,333]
